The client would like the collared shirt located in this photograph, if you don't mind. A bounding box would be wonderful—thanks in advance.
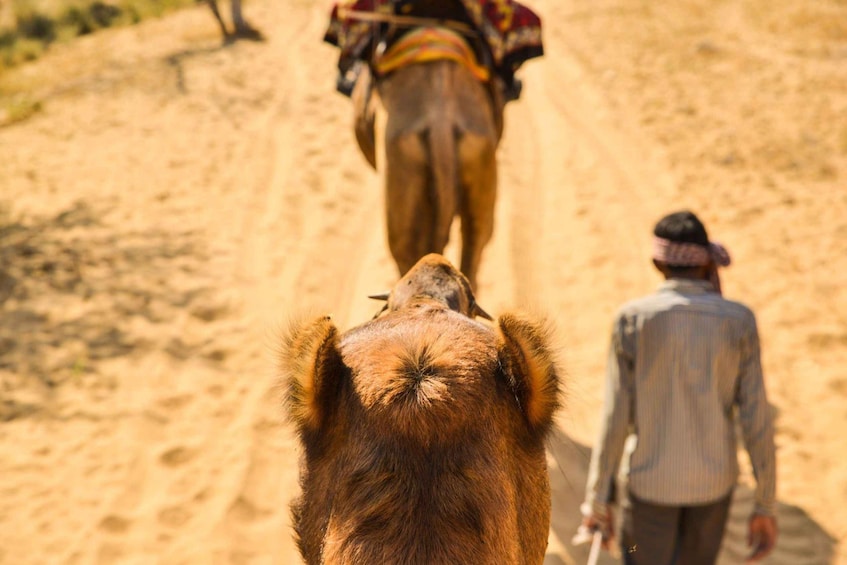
[585,278,776,516]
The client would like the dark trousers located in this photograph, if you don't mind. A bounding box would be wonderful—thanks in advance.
[621,490,733,565]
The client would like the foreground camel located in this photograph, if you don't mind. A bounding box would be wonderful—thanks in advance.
[281,254,561,564]
[355,41,504,290]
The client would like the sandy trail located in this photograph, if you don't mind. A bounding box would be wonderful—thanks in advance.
[1,0,845,563]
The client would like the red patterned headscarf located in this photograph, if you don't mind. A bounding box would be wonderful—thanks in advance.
[652,237,731,267]
[652,237,731,294]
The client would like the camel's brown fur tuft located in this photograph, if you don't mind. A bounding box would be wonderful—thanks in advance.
[280,315,342,433]
[497,313,561,433]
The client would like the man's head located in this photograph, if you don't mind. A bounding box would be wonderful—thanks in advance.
[651,210,729,284]
[653,210,709,247]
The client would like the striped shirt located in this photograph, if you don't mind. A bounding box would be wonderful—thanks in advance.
[585,278,776,516]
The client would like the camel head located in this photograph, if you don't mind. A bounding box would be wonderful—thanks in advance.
[279,253,561,564]
[369,253,492,320]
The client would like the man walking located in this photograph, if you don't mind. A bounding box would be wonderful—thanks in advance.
[582,210,778,564]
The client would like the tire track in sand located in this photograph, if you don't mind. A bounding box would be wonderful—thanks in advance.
[491,2,680,561]
[208,4,399,563]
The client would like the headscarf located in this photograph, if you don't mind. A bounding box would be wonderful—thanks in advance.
[652,237,732,294]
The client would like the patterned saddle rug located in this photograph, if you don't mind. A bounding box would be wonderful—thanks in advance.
[374,26,490,81]
[324,0,543,77]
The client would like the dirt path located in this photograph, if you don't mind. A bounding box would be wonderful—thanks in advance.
[1,0,845,563]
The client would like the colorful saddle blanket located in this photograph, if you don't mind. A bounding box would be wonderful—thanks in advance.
[324,0,543,74]
[374,26,490,81]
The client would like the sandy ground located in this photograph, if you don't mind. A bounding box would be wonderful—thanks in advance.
[1,0,846,563]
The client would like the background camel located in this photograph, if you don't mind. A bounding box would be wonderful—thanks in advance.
[362,48,504,290]
[281,254,561,564]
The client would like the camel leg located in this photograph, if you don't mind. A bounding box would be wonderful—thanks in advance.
[458,133,497,290]
[385,133,445,276]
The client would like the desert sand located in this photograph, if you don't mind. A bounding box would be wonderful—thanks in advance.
[1,0,845,563]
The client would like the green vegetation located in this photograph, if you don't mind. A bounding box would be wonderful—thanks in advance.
[0,0,195,69]
[1,94,41,124]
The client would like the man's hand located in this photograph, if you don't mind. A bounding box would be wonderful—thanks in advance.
[747,513,777,562]
[582,508,615,550]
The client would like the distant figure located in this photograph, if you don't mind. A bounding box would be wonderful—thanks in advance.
[202,0,262,42]
[581,210,778,565]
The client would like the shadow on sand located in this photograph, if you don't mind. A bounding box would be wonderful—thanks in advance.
[0,200,220,421]
[543,427,836,565]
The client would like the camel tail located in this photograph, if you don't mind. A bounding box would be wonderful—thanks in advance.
[426,114,459,253]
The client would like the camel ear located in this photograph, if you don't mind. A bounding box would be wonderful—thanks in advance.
[280,316,344,433]
[496,313,561,433]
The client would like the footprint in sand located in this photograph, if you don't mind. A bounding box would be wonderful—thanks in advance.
[158,505,192,528]
[159,446,195,468]
[98,514,132,534]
